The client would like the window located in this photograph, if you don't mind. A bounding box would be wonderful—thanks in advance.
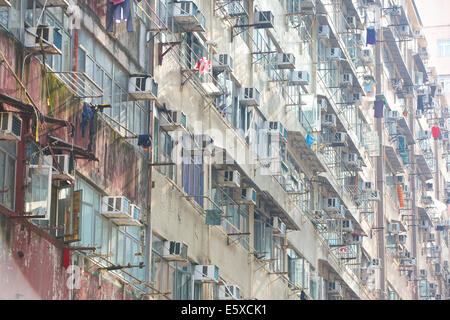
[182,135,204,206]
[151,236,193,300]
[438,39,450,57]
[74,179,145,283]
[78,29,148,138]
[439,76,450,93]
[0,141,16,211]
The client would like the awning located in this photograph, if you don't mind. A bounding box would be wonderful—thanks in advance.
[415,154,433,181]
[385,145,404,173]
[0,93,72,128]
[383,28,414,88]
[413,54,429,83]
[262,191,300,231]
[396,117,415,146]
[48,135,98,161]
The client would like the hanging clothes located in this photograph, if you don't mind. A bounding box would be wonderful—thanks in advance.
[306,132,315,148]
[63,247,71,270]
[81,102,94,138]
[417,95,424,112]
[374,100,384,118]
[81,103,98,152]
[366,27,376,45]
[106,0,135,33]
[432,127,440,139]
[397,185,405,208]
[363,79,375,93]
[138,134,152,149]
[195,57,211,76]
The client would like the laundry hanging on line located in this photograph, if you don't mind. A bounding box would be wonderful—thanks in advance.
[195,57,211,76]
[374,100,384,118]
[106,0,135,33]
[366,27,376,45]
[138,134,152,150]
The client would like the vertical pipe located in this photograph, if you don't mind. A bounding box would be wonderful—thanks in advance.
[409,95,418,300]
[374,4,386,300]
[144,0,156,300]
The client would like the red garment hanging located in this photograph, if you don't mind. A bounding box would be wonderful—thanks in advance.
[63,247,71,270]
[432,127,440,139]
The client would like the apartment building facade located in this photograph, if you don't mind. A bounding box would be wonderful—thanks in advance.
[0,0,448,300]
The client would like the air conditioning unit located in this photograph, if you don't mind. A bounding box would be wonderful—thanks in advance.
[129,75,158,100]
[325,198,340,212]
[25,25,62,55]
[240,87,260,106]
[254,10,274,29]
[341,73,353,87]
[322,114,337,128]
[275,53,295,70]
[371,258,381,268]
[271,216,287,234]
[344,153,359,168]
[109,203,141,226]
[239,188,257,205]
[397,25,410,37]
[290,70,310,85]
[327,48,341,60]
[194,265,219,282]
[318,25,330,39]
[389,222,401,234]
[328,281,342,295]
[419,269,427,277]
[425,233,436,242]
[344,233,363,245]
[395,175,405,185]
[389,5,402,16]
[387,110,400,121]
[160,110,187,131]
[346,16,357,28]
[51,154,75,181]
[269,121,288,142]
[218,285,241,300]
[403,192,412,200]
[342,219,354,232]
[0,112,22,141]
[419,219,430,229]
[360,182,372,193]
[361,49,373,63]
[217,170,241,188]
[327,219,339,230]
[332,132,347,147]
[432,245,442,253]
[318,97,328,112]
[414,29,425,38]
[354,33,364,46]
[422,196,433,205]
[347,93,361,104]
[101,196,131,219]
[162,241,188,261]
[212,54,233,72]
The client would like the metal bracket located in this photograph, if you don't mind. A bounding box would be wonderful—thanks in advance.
[158,42,182,66]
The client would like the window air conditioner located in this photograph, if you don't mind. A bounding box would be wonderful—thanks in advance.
[194,265,219,282]
[0,112,22,141]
